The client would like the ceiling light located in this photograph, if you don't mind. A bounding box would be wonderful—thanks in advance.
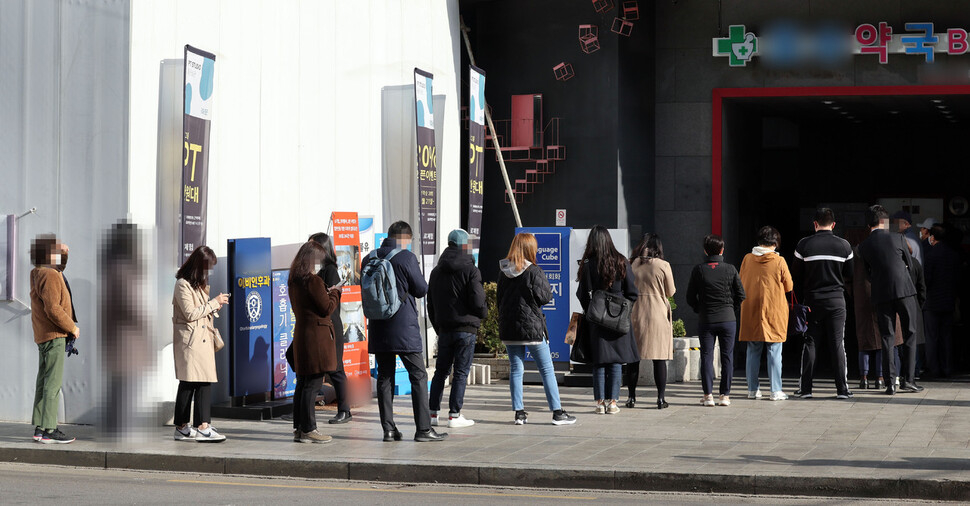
[932,99,943,103]
[889,110,899,114]
[840,110,848,115]
[831,106,842,110]
[937,104,949,109]
[822,100,834,105]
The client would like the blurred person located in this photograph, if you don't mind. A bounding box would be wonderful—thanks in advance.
[363,221,447,442]
[288,241,341,444]
[308,232,352,424]
[917,218,938,253]
[858,205,923,394]
[577,226,640,415]
[792,208,854,400]
[627,233,676,410]
[427,229,486,428]
[923,225,961,378]
[739,226,794,402]
[172,246,229,442]
[891,211,922,266]
[498,232,576,426]
[687,234,745,407]
[28,235,78,443]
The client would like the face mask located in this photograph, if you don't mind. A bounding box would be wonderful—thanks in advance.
[52,254,62,267]
[314,263,323,273]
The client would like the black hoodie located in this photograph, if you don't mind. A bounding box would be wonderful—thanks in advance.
[427,245,487,334]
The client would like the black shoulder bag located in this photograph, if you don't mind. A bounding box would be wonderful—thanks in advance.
[583,261,633,335]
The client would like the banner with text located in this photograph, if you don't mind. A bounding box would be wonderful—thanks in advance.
[227,237,273,396]
[271,270,296,399]
[414,68,437,272]
[516,227,572,363]
[329,212,372,400]
[468,65,486,249]
[180,45,216,264]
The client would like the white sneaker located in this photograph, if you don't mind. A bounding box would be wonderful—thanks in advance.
[747,390,762,399]
[717,394,731,406]
[770,391,788,401]
[448,414,475,428]
[700,394,715,407]
[430,414,439,427]
[195,427,227,442]
[174,425,197,441]
[595,402,606,414]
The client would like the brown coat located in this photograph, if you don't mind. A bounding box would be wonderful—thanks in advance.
[29,267,76,344]
[172,279,221,382]
[739,251,794,343]
[852,247,903,350]
[630,257,676,360]
[289,275,341,376]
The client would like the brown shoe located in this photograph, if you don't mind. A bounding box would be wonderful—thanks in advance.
[297,429,332,444]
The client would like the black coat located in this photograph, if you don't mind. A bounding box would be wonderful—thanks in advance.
[361,239,428,354]
[497,260,552,346]
[686,255,745,324]
[428,245,487,334]
[858,229,917,305]
[577,259,640,365]
[923,243,962,312]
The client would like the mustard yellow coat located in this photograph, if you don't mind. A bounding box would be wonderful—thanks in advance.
[739,251,794,343]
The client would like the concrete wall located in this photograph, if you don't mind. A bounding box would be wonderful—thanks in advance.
[0,0,130,424]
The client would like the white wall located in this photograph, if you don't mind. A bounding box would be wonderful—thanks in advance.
[128,0,463,256]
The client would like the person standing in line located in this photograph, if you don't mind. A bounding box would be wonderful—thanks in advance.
[172,246,229,442]
[364,221,448,442]
[307,232,352,424]
[288,241,341,444]
[577,226,640,415]
[922,225,961,379]
[28,235,78,444]
[791,208,855,400]
[892,211,923,267]
[626,233,675,410]
[917,218,938,256]
[858,205,924,394]
[686,234,746,407]
[498,232,577,426]
[427,229,487,428]
[739,226,794,402]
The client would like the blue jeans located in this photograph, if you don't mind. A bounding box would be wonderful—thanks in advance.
[507,342,562,412]
[429,331,476,415]
[746,342,783,393]
[593,363,622,401]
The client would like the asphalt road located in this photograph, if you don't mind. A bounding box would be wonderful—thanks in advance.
[0,463,942,505]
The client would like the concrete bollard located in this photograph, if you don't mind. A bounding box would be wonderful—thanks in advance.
[671,338,689,382]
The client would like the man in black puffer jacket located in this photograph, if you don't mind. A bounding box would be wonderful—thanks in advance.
[427,229,486,429]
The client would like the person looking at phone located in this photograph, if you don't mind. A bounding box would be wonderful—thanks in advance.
[308,232,353,424]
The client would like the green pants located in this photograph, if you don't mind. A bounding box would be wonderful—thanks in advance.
[32,338,65,430]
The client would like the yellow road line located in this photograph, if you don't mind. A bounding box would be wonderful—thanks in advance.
[168,479,596,500]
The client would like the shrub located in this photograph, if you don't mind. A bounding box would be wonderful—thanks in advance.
[669,296,686,337]
[476,282,505,356]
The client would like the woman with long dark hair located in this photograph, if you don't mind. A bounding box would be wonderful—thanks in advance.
[288,241,341,443]
[173,245,229,442]
[627,234,676,409]
[308,232,351,424]
[577,226,640,415]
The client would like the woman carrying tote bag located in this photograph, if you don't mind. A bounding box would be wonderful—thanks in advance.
[576,226,640,415]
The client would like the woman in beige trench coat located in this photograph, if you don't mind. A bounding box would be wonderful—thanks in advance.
[172,246,229,442]
[627,234,676,410]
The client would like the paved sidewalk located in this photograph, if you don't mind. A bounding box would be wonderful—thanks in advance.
[3,378,970,500]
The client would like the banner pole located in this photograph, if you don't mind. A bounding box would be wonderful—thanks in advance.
[460,17,523,228]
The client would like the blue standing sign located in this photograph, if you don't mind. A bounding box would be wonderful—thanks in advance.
[515,227,571,362]
[271,270,297,399]
[227,237,273,397]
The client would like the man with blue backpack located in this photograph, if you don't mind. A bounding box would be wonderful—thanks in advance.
[361,221,448,442]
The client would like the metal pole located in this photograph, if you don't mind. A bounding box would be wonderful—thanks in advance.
[460,17,523,228]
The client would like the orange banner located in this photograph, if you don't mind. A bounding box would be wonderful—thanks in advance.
[329,212,371,401]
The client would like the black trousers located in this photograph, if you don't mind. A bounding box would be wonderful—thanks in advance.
[174,381,211,427]
[328,333,350,413]
[923,309,955,377]
[699,322,736,396]
[876,296,919,384]
[799,297,849,395]
[375,351,431,432]
[293,373,325,433]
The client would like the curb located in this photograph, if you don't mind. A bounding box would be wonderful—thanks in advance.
[2,445,969,501]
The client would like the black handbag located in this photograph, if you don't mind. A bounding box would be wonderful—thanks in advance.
[569,315,591,363]
[788,292,810,337]
[582,264,633,334]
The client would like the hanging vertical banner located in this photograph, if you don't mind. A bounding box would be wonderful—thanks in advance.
[227,237,273,397]
[413,68,437,273]
[468,65,486,250]
[180,45,216,264]
[271,270,296,399]
[329,212,372,400]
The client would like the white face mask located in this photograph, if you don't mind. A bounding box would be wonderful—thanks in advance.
[52,254,62,266]
[314,263,323,273]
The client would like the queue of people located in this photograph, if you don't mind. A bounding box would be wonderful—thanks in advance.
[26,209,965,444]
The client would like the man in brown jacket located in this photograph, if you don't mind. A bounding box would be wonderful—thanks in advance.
[29,235,78,444]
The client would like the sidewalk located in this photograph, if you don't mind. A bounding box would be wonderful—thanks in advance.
[3,379,970,500]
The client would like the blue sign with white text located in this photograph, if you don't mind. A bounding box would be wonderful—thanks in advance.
[516,227,571,362]
[271,270,297,399]
[228,237,273,397]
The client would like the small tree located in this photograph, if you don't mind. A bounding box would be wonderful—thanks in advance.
[476,282,505,356]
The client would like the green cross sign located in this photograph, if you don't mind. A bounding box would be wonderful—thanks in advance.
[714,25,758,67]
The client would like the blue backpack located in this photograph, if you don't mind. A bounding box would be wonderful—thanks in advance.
[361,249,403,320]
